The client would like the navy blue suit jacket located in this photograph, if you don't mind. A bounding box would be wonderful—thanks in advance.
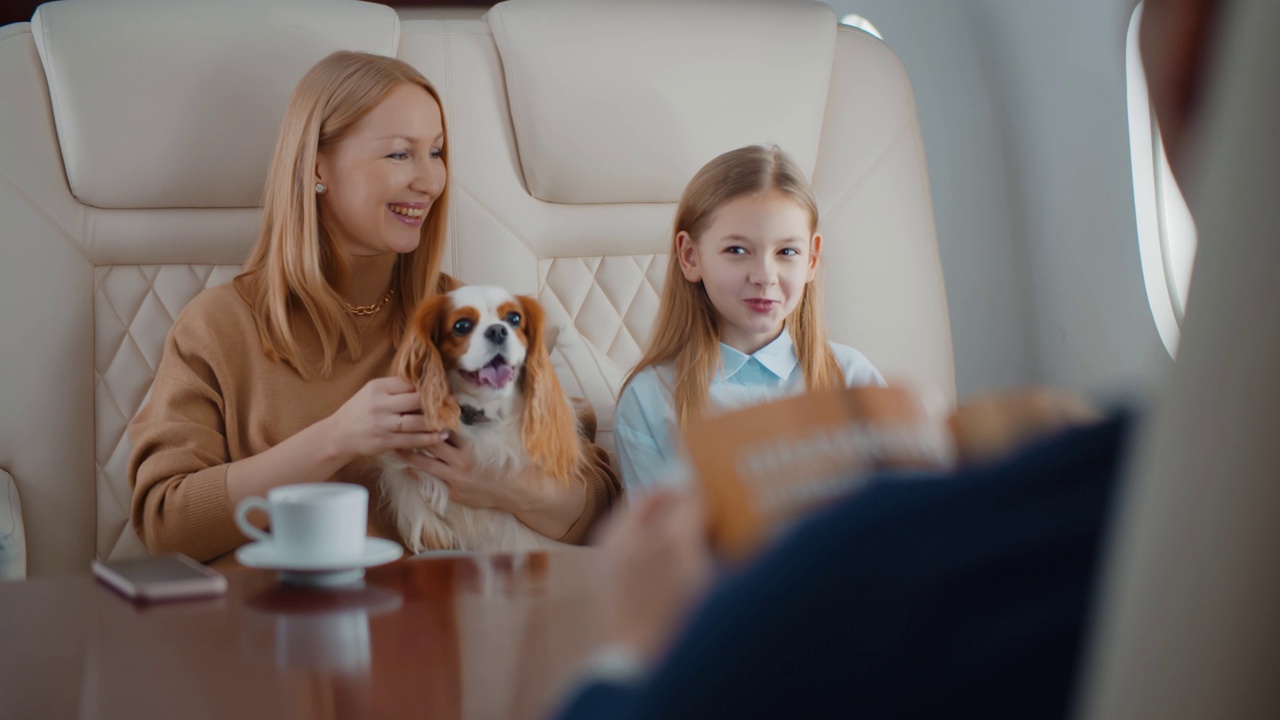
[554,415,1130,720]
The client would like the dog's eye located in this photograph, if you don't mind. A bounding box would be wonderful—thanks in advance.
[505,311,521,327]
[452,318,474,336]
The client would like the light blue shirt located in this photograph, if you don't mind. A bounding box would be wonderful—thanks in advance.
[614,332,885,492]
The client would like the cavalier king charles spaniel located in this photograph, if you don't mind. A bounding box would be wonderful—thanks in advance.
[378,286,586,553]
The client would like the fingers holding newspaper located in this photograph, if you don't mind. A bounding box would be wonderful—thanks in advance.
[596,490,714,665]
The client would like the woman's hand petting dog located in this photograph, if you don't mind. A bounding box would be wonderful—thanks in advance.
[396,433,511,512]
[324,377,448,463]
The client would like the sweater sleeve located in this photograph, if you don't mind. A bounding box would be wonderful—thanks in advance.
[557,398,624,545]
[127,314,245,562]
[558,443,624,545]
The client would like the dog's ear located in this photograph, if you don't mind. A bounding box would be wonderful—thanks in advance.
[395,295,461,432]
[516,295,582,483]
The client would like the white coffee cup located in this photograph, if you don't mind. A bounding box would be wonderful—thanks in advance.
[235,483,368,563]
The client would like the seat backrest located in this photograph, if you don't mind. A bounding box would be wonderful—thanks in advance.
[0,0,952,577]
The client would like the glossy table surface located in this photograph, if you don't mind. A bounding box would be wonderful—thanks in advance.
[0,551,606,720]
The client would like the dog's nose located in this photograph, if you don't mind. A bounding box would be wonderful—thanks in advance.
[484,323,508,344]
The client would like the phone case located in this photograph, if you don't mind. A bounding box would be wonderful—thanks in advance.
[92,554,227,601]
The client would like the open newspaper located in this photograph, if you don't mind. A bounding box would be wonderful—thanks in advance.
[680,385,947,560]
[681,385,1097,561]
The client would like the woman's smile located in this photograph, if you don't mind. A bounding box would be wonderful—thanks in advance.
[389,202,427,227]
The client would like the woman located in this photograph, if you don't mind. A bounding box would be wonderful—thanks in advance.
[128,51,621,563]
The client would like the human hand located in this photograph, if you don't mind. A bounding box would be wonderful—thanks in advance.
[325,377,448,462]
[396,432,513,511]
[949,386,1101,464]
[597,490,714,665]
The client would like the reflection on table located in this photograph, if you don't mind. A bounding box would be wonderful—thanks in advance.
[0,550,605,720]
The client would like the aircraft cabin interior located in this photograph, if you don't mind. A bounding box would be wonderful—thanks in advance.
[0,0,1276,718]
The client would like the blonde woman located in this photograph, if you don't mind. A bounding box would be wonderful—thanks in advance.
[128,51,621,563]
[614,145,884,491]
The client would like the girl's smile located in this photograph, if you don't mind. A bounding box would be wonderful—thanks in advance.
[743,298,780,314]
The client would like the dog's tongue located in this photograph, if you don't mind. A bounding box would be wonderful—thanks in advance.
[478,362,514,388]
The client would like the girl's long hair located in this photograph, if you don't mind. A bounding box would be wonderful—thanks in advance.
[622,145,842,428]
[237,51,450,379]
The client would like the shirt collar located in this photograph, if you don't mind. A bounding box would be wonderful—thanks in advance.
[715,330,799,382]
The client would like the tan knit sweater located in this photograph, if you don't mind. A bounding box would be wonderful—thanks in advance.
[128,254,621,564]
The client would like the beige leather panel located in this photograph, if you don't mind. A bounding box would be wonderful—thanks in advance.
[539,255,668,374]
[541,254,669,460]
[96,265,243,562]
[0,25,88,256]
[0,26,96,577]
[31,0,400,209]
[487,0,836,203]
[80,208,259,266]
[811,29,955,402]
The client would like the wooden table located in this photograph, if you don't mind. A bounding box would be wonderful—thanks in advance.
[0,551,606,719]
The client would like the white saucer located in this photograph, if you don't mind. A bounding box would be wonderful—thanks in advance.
[412,549,482,559]
[237,538,404,587]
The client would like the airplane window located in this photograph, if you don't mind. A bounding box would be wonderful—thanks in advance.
[1126,2,1198,357]
[839,13,883,40]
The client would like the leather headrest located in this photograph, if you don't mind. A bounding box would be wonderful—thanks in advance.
[32,0,400,209]
[487,0,837,203]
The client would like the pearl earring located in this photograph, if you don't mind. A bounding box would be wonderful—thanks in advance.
[315,182,327,195]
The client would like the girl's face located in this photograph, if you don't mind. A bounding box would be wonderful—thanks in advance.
[315,83,446,257]
[677,190,821,355]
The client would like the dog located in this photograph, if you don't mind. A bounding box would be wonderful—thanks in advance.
[378,285,586,553]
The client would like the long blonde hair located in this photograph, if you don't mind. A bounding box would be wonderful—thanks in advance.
[237,51,450,378]
[623,145,842,428]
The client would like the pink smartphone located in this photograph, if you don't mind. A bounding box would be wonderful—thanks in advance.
[92,553,227,602]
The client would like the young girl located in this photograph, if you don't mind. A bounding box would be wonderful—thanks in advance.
[614,145,884,491]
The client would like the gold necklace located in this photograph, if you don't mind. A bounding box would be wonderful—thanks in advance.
[345,287,395,316]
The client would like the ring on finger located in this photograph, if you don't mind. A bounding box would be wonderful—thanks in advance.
[396,414,403,433]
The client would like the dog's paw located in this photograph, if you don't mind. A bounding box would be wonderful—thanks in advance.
[419,522,461,551]
[402,514,460,553]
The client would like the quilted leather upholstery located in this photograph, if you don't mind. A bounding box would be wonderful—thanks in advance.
[0,0,952,577]
[95,265,243,561]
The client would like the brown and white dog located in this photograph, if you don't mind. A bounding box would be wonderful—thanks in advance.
[379,285,586,553]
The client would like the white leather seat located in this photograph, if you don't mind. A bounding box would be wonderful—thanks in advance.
[0,0,952,577]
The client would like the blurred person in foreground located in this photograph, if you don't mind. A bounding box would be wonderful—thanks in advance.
[551,0,1270,717]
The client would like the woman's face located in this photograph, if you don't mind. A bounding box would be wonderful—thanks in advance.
[316,83,446,257]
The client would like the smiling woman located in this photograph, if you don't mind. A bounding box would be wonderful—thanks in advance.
[127,51,622,564]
